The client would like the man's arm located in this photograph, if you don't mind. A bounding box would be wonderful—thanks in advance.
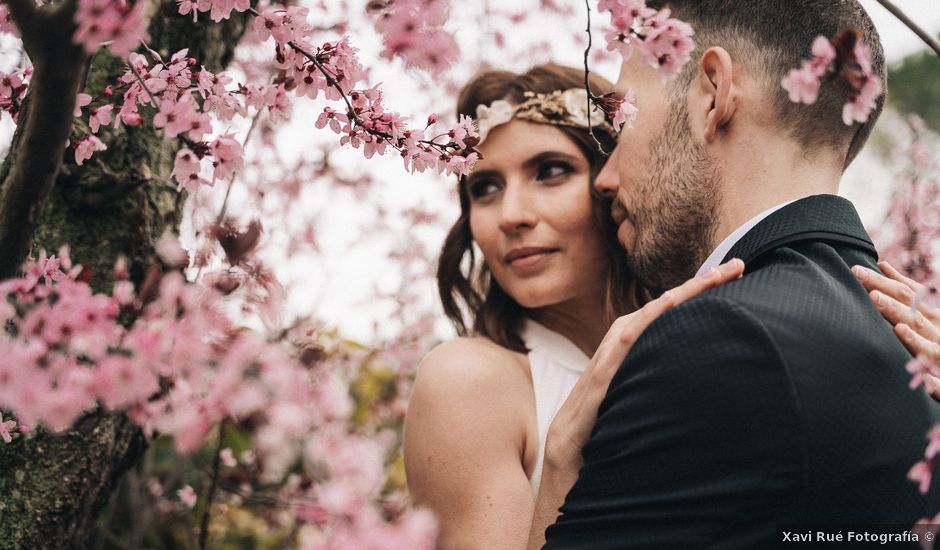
[544,295,806,548]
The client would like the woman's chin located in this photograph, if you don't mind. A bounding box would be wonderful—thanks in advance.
[510,289,564,310]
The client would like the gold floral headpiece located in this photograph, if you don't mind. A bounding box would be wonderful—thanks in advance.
[474,88,616,143]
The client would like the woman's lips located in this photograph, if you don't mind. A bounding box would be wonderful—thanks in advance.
[504,247,559,268]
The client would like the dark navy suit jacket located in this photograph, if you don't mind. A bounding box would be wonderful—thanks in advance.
[543,195,940,548]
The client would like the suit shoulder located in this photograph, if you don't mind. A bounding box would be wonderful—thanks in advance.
[640,293,783,355]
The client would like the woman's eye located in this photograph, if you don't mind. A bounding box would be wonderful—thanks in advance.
[537,160,573,181]
[468,180,501,199]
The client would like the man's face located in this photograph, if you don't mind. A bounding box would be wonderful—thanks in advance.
[595,57,722,291]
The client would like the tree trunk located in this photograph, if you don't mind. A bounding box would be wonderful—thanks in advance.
[0,6,251,547]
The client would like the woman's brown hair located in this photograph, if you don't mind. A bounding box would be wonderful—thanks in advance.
[437,63,642,352]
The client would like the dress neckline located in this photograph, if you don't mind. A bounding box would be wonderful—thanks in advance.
[521,319,591,374]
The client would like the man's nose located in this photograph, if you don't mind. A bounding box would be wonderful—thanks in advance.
[498,184,537,233]
[594,154,619,199]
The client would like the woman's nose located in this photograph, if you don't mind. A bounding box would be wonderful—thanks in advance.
[498,184,537,233]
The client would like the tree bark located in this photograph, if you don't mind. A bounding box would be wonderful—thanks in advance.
[0,4,251,547]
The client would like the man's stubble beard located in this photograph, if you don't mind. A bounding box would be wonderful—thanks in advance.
[627,102,723,293]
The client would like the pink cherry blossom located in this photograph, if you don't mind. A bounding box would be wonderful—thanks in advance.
[612,89,639,131]
[0,413,17,444]
[782,30,884,125]
[89,105,114,134]
[220,448,236,467]
[634,9,695,80]
[0,5,19,37]
[909,460,933,495]
[73,134,107,166]
[370,0,458,76]
[73,0,150,57]
[782,67,822,104]
[153,94,199,138]
[842,74,883,125]
[178,485,197,508]
[598,1,693,80]
[209,134,244,181]
[172,149,205,193]
[74,93,92,117]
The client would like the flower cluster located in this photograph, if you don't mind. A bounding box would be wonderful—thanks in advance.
[0,67,31,123]
[781,29,884,125]
[598,0,695,80]
[0,5,17,37]
[369,0,459,76]
[871,121,940,285]
[908,424,940,494]
[0,243,437,546]
[172,0,479,176]
[73,0,150,57]
[70,47,273,187]
[592,89,639,132]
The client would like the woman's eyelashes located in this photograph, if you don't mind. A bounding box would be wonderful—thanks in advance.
[468,178,502,200]
[536,160,574,181]
[467,159,577,201]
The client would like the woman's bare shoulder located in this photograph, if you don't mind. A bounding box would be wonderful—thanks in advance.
[416,336,530,392]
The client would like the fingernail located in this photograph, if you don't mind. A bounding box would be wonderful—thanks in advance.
[853,266,868,281]
[719,259,740,273]
[872,290,883,307]
[899,323,912,338]
[697,267,719,279]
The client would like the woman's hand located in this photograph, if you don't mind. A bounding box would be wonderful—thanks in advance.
[853,261,940,397]
[543,258,746,471]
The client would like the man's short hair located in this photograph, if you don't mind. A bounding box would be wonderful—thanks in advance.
[648,0,886,169]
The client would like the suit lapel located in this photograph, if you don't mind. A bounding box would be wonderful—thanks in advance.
[722,194,877,266]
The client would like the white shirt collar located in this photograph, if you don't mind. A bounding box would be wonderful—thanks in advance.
[694,199,798,279]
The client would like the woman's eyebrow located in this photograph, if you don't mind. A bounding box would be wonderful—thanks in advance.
[465,169,500,186]
[521,151,580,170]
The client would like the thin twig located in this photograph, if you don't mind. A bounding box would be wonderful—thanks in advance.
[874,0,940,59]
[128,62,159,108]
[582,0,608,154]
[244,8,458,158]
[198,420,227,550]
[215,106,264,225]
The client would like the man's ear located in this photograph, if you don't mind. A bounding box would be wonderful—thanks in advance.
[696,47,736,142]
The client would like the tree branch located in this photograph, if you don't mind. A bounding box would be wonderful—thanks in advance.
[582,0,606,154]
[874,0,940,59]
[0,0,86,278]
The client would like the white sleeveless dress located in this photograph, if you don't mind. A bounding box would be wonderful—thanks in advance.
[520,319,591,494]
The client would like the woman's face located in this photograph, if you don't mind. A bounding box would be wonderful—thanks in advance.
[467,119,610,310]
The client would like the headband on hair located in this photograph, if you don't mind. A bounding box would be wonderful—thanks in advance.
[474,88,617,143]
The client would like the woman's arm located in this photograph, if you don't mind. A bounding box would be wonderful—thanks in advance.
[404,339,538,549]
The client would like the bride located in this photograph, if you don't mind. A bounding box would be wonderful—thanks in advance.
[403,63,744,549]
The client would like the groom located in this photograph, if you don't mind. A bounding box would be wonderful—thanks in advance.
[544,0,940,547]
